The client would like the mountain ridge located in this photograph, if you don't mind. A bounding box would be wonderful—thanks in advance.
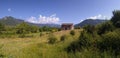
[0,16,60,28]
[75,19,108,27]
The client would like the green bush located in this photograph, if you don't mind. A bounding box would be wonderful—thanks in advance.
[97,21,115,35]
[48,36,57,44]
[66,40,80,53]
[66,31,93,53]
[39,32,43,37]
[0,23,5,34]
[70,30,75,36]
[83,25,95,34]
[97,31,120,55]
[60,35,68,41]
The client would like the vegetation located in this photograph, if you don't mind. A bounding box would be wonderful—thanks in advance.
[66,10,120,57]
[111,10,120,28]
[48,35,57,44]
[0,23,5,34]
[0,10,120,58]
[60,35,68,42]
[70,30,75,36]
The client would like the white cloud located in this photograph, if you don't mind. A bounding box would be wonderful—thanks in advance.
[27,16,37,23]
[8,8,11,12]
[87,14,108,19]
[26,14,60,24]
[79,19,84,23]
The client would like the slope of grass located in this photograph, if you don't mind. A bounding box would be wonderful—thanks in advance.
[0,29,119,58]
[0,29,82,58]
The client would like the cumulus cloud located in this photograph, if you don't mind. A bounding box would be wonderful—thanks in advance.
[8,8,11,12]
[87,14,108,19]
[26,14,60,24]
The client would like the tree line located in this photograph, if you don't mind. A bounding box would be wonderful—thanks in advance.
[0,22,60,38]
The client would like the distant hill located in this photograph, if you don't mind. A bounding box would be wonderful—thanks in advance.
[75,19,108,27]
[0,16,60,28]
[0,16,24,26]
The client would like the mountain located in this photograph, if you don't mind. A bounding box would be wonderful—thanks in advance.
[0,16,25,26]
[75,19,108,27]
[0,16,60,28]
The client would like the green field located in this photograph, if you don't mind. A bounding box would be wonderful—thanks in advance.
[0,29,119,58]
[0,30,83,58]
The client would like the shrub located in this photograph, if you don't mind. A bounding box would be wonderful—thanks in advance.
[66,31,93,53]
[66,40,80,53]
[97,31,120,55]
[39,32,43,37]
[60,35,67,41]
[97,21,115,35]
[0,54,4,58]
[19,34,26,38]
[70,30,75,36]
[83,25,95,34]
[0,23,5,34]
[48,36,57,44]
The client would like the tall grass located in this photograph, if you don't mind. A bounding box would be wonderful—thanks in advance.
[0,29,119,58]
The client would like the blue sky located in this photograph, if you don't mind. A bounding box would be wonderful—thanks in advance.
[0,0,120,24]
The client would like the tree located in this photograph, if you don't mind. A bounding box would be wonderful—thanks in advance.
[16,22,30,34]
[0,23,5,34]
[111,10,120,28]
[30,25,39,33]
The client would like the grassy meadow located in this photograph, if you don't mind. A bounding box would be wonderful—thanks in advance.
[0,29,82,58]
[0,29,119,58]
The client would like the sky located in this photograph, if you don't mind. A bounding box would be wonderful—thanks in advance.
[0,0,120,24]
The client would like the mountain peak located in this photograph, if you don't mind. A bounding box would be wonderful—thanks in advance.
[75,19,108,27]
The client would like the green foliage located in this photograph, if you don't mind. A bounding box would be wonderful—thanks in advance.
[83,25,95,34]
[97,21,115,35]
[0,54,5,58]
[0,23,5,34]
[66,40,80,53]
[60,35,68,42]
[16,22,39,34]
[48,35,57,44]
[70,30,75,36]
[97,31,120,55]
[39,26,59,32]
[66,31,95,53]
[30,26,39,33]
[16,22,30,34]
[111,10,120,28]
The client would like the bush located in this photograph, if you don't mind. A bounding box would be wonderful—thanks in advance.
[0,23,5,34]
[60,35,67,41]
[70,30,75,36]
[48,36,57,44]
[83,25,95,34]
[66,31,93,53]
[39,32,43,37]
[19,34,26,38]
[97,31,120,55]
[97,21,115,35]
[66,40,81,53]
